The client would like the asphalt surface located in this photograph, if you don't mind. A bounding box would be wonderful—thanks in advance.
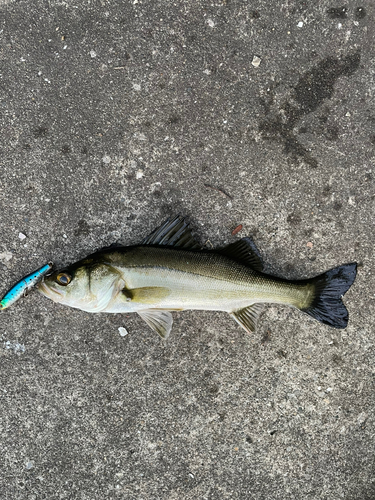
[0,1,374,498]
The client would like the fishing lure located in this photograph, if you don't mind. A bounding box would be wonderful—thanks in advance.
[0,263,53,310]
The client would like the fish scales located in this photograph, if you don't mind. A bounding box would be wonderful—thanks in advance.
[104,246,309,309]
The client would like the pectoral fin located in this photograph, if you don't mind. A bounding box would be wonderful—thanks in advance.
[138,309,173,339]
[122,286,170,304]
[230,304,264,334]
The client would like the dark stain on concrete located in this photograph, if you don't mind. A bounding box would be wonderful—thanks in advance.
[250,10,260,19]
[325,125,339,141]
[333,201,342,210]
[355,6,366,19]
[326,6,348,19]
[293,52,360,113]
[287,212,302,226]
[259,52,360,167]
[75,219,91,237]
[33,125,48,138]
[168,114,181,125]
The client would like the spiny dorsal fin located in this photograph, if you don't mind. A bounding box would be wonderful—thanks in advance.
[230,304,264,334]
[141,215,201,249]
[138,309,173,339]
[219,237,263,271]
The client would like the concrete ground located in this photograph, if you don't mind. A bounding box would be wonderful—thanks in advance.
[0,0,374,498]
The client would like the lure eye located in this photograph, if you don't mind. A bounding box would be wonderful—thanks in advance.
[56,272,72,286]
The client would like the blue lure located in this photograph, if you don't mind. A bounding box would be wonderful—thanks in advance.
[0,263,53,310]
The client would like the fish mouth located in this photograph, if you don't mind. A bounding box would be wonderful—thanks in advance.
[37,281,63,301]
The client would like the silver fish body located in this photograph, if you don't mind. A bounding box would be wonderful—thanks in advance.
[38,216,357,338]
[68,246,314,313]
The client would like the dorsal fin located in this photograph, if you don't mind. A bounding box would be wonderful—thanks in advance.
[219,237,263,271]
[230,304,264,333]
[141,215,201,249]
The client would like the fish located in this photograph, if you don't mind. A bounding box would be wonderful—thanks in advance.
[37,215,357,338]
[1,263,53,310]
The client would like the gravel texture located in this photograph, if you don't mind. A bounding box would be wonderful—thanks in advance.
[0,1,374,499]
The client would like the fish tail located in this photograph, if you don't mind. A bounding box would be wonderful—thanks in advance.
[301,263,357,329]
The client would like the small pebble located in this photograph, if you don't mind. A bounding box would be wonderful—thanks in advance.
[102,155,111,164]
[136,170,144,179]
[207,19,215,28]
[134,132,146,141]
[357,412,368,424]
[4,341,25,353]
[118,327,128,337]
[252,55,261,67]
[0,251,13,262]
[306,241,313,248]
[19,232,27,240]
[90,50,97,58]
[297,21,304,28]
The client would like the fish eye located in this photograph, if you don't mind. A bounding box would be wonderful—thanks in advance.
[56,272,72,286]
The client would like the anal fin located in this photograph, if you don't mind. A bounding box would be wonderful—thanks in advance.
[230,304,264,334]
[138,309,173,339]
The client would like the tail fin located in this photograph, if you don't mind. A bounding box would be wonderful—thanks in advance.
[302,263,357,329]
